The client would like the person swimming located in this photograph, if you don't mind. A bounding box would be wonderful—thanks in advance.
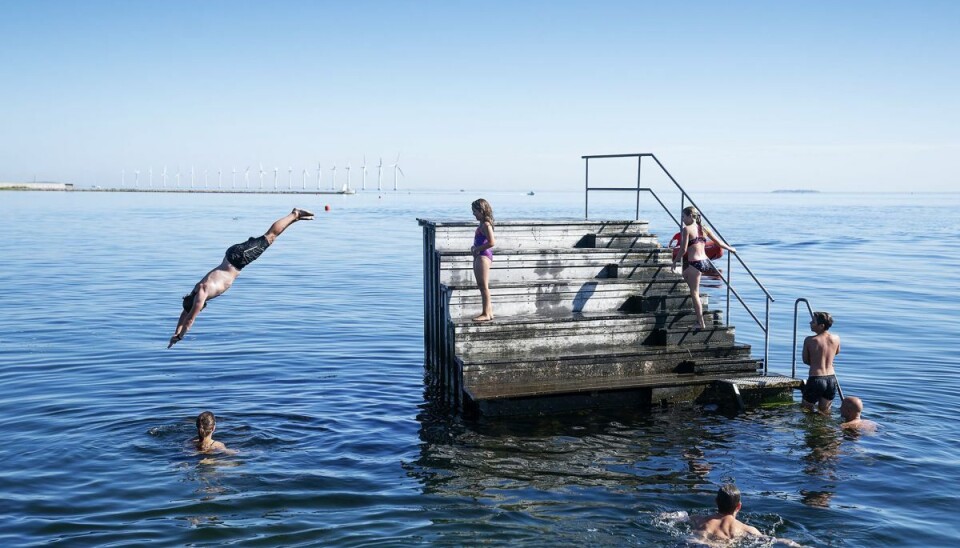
[840,396,878,433]
[193,411,237,455]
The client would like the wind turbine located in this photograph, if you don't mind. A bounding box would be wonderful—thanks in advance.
[345,161,351,192]
[287,166,293,190]
[316,162,322,190]
[273,167,278,190]
[176,166,181,188]
[190,166,195,189]
[149,167,153,188]
[331,164,337,191]
[162,166,167,189]
[259,163,265,190]
[391,154,404,191]
[244,166,251,190]
[121,169,126,188]
[134,169,140,188]
[302,167,308,190]
[204,169,208,189]
[361,155,368,191]
[377,157,383,191]
[218,169,222,190]
[231,168,237,189]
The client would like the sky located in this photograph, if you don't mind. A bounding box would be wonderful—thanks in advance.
[1,0,957,191]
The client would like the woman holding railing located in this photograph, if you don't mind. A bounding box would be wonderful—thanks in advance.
[672,206,737,329]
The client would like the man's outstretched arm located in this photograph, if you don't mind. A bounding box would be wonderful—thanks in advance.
[168,290,207,348]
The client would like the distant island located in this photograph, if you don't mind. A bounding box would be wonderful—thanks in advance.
[772,189,820,194]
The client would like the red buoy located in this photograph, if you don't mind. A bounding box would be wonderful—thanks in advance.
[324,205,330,211]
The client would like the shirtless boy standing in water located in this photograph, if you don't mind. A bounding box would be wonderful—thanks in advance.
[802,311,841,414]
[168,208,314,348]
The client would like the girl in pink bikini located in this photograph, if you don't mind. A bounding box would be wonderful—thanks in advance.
[471,199,496,321]
[671,206,737,329]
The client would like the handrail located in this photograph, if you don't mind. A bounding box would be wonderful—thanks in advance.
[583,153,774,373]
[792,298,845,400]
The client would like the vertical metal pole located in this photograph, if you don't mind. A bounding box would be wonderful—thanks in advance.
[764,297,770,375]
[635,155,642,220]
[726,253,731,325]
[792,300,799,379]
[584,158,590,219]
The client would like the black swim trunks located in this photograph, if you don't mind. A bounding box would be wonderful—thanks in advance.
[803,375,837,404]
[225,235,271,270]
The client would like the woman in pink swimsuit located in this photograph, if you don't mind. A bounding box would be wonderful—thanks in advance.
[471,198,496,321]
[671,206,737,329]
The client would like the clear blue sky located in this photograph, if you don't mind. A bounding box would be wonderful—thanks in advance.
[1,0,957,191]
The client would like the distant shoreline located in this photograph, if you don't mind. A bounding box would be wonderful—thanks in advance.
[771,189,820,194]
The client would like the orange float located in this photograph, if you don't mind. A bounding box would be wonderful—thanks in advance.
[668,232,724,263]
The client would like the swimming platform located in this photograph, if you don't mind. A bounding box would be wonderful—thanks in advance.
[419,154,802,417]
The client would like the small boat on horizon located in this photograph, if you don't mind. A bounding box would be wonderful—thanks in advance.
[527,191,535,196]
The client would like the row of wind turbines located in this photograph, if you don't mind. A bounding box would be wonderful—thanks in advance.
[119,155,404,193]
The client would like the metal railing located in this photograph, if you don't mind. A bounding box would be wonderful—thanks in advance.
[582,153,775,373]
[792,298,845,399]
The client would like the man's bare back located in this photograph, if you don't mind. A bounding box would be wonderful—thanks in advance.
[693,513,762,543]
[803,330,840,377]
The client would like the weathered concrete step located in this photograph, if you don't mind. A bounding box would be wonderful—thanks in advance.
[690,357,763,375]
[439,247,671,260]
[454,313,725,357]
[445,281,705,319]
[662,326,735,346]
[624,293,714,314]
[459,344,753,385]
[456,324,733,357]
[446,283,710,319]
[423,220,651,251]
[445,280,708,318]
[464,371,766,401]
[453,309,720,331]
[439,258,676,285]
[587,233,660,249]
[454,320,734,358]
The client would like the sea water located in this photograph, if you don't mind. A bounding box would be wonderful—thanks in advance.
[1,189,958,546]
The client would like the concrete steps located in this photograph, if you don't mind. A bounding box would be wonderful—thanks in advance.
[419,217,778,416]
[459,344,755,386]
[438,248,674,285]
[465,371,764,401]
[454,311,726,357]
[445,278,703,319]
[427,220,651,251]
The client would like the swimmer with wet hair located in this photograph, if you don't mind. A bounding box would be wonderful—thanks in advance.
[193,411,237,454]
[840,396,878,433]
[692,484,801,546]
[693,484,762,542]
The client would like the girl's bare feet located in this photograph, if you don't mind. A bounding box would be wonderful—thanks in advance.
[473,314,493,322]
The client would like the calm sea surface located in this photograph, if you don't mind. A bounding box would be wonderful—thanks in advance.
[1,189,958,547]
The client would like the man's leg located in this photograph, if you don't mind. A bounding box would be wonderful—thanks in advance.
[263,208,314,244]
